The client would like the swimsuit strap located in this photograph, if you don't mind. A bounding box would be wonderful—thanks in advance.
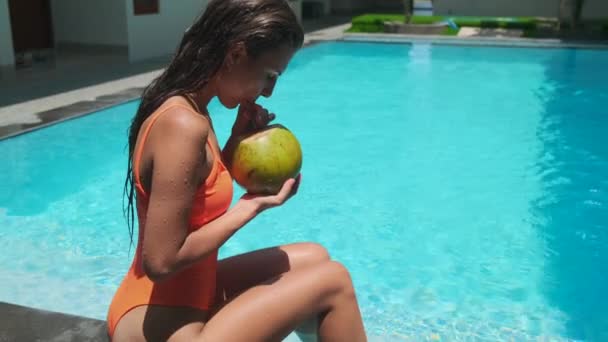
[132,103,216,187]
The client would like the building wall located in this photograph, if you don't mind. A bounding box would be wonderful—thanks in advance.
[312,0,332,15]
[331,0,375,14]
[1,0,308,66]
[50,0,128,46]
[581,0,608,20]
[433,0,607,20]
[433,0,560,17]
[126,0,207,62]
[0,0,15,66]
[373,0,404,12]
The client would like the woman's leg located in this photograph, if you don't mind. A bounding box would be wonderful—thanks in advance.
[112,242,333,342]
[215,242,330,301]
[215,242,330,339]
[216,242,330,342]
[201,261,367,342]
[113,261,366,342]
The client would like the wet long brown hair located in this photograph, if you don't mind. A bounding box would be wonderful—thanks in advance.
[123,0,304,247]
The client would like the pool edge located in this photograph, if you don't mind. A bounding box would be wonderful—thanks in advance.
[0,87,144,141]
[342,32,608,50]
[0,301,108,342]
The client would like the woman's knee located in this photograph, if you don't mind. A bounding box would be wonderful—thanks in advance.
[285,242,330,268]
[321,261,356,296]
[301,242,331,263]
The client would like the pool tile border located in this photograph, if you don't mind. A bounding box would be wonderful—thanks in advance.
[342,32,608,50]
[0,87,144,141]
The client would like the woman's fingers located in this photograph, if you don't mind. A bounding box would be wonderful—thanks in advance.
[273,174,301,204]
[237,102,276,133]
[252,105,275,129]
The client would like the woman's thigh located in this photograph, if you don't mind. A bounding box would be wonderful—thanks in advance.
[215,242,330,302]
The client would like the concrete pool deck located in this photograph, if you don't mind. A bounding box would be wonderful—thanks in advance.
[0,302,108,341]
[0,301,308,342]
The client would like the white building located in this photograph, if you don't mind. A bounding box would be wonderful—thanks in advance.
[1,0,362,69]
[0,0,217,68]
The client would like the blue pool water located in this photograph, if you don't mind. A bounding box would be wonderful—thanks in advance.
[1,41,607,341]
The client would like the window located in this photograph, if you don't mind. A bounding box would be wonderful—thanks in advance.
[134,0,159,15]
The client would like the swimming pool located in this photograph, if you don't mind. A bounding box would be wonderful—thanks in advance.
[1,41,607,341]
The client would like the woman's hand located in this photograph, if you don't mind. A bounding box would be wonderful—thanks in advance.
[231,102,276,137]
[235,174,302,215]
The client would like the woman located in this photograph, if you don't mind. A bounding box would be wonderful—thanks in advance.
[106,0,366,341]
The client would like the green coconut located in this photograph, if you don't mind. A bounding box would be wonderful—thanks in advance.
[228,124,303,195]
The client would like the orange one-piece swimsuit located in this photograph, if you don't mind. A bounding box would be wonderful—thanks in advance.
[106,97,234,337]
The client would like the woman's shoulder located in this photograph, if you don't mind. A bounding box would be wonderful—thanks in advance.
[156,96,203,119]
[148,97,211,145]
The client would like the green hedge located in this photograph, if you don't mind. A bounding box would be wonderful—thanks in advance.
[349,14,539,33]
[349,14,405,33]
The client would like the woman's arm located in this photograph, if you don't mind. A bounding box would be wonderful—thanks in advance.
[141,108,255,282]
[141,107,297,283]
